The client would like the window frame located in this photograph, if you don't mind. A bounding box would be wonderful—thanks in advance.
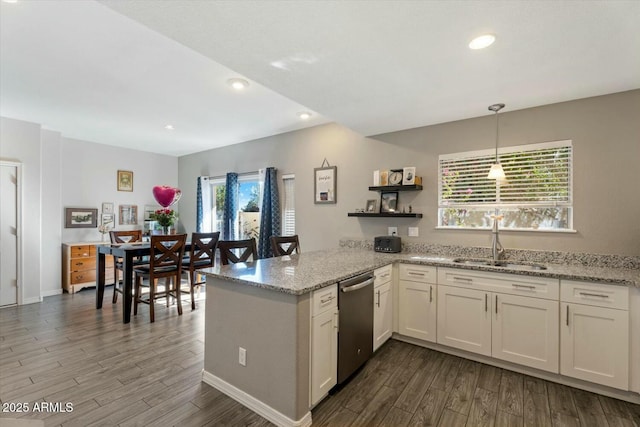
[437,140,575,232]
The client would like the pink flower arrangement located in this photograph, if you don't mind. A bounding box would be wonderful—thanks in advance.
[150,208,177,227]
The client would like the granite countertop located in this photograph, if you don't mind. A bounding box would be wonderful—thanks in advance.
[199,248,640,295]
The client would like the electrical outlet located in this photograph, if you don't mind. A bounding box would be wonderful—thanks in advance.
[239,347,246,366]
[408,227,419,237]
[388,227,398,236]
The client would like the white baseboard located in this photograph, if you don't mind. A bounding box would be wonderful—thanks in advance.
[202,370,312,427]
[41,289,63,297]
[21,296,43,305]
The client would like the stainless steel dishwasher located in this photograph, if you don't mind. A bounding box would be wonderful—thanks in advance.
[337,271,374,384]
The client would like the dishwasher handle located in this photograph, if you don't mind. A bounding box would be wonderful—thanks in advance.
[341,278,374,293]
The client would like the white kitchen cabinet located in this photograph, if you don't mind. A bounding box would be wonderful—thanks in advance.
[436,268,560,373]
[310,284,338,406]
[373,265,393,351]
[493,293,559,372]
[561,280,629,390]
[437,284,492,356]
[398,264,437,342]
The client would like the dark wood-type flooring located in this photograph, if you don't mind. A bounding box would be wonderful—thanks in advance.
[1,289,638,426]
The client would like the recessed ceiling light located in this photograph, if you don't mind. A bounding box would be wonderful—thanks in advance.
[298,112,312,120]
[469,34,496,50]
[227,78,249,91]
[2,0,19,3]
[164,124,175,130]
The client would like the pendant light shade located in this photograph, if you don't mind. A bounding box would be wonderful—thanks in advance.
[487,103,507,182]
[488,163,506,180]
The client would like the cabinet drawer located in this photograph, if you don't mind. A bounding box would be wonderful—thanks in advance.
[312,284,338,316]
[374,264,392,286]
[70,257,96,272]
[71,270,96,284]
[561,280,629,310]
[399,264,437,284]
[438,267,559,300]
[71,245,95,258]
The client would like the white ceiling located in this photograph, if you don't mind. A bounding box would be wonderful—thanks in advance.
[2,1,639,157]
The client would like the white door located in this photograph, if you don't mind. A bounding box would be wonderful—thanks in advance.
[398,280,437,342]
[561,302,629,390]
[493,293,559,373]
[374,281,393,351]
[0,163,19,306]
[437,285,491,356]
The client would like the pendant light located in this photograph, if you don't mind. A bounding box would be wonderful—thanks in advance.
[487,103,507,181]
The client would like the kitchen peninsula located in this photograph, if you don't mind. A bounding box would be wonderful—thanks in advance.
[199,247,640,427]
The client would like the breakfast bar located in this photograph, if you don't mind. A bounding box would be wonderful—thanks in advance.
[199,247,640,426]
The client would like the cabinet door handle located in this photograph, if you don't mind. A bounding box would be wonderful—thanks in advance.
[429,285,433,303]
[512,284,536,290]
[454,276,473,282]
[566,305,569,326]
[495,294,498,314]
[334,311,339,330]
[408,271,425,277]
[485,294,488,312]
[579,292,609,299]
[320,296,335,304]
[376,290,381,307]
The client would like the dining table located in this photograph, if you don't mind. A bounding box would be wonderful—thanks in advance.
[95,241,191,324]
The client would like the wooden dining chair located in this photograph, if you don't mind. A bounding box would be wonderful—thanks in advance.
[109,229,144,303]
[218,238,258,265]
[270,235,301,256]
[181,232,220,310]
[133,234,187,323]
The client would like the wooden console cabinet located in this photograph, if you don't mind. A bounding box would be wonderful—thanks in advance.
[62,242,115,293]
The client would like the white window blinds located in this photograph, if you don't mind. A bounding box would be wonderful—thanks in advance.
[438,140,573,230]
[282,174,295,236]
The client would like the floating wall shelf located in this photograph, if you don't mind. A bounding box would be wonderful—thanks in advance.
[347,212,423,218]
[368,184,423,192]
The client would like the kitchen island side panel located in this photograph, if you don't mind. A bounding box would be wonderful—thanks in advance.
[203,276,311,422]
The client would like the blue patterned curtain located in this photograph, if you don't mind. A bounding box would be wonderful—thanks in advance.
[258,167,281,258]
[223,172,238,240]
[196,176,211,232]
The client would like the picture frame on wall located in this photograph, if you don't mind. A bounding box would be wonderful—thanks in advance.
[102,202,114,214]
[314,166,337,204]
[380,192,398,213]
[65,207,98,228]
[101,213,114,226]
[119,204,138,225]
[117,170,133,192]
[402,167,416,185]
[366,199,378,213]
[379,170,389,186]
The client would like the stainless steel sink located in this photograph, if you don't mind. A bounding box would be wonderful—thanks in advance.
[452,258,547,271]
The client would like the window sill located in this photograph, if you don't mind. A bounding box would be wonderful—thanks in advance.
[435,226,578,234]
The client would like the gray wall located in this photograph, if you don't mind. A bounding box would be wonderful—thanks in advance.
[204,277,311,421]
[1,115,179,300]
[178,90,640,257]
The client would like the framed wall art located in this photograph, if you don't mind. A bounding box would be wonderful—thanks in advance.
[366,199,378,213]
[119,204,138,225]
[380,192,398,213]
[102,202,114,214]
[314,165,337,204]
[402,167,416,185]
[117,170,133,192]
[65,207,98,228]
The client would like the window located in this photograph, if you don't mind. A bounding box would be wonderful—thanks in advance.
[282,174,295,236]
[438,140,573,231]
[208,173,261,240]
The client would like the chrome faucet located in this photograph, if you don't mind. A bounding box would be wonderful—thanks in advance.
[490,212,504,263]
